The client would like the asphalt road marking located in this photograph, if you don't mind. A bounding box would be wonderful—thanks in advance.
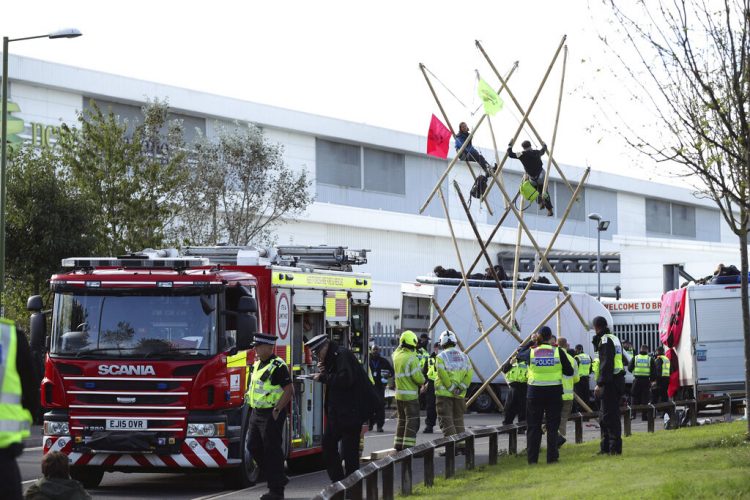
[24,446,44,452]
[191,469,326,500]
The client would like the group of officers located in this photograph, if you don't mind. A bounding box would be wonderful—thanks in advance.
[244,316,674,498]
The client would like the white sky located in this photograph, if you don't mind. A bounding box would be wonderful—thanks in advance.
[3,0,685,185]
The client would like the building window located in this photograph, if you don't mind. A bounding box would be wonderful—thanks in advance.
[316,139,405,195]
[554,182,585,220]
[646,198,695,237]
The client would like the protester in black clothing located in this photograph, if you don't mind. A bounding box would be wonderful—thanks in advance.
[628,344,655,420]
[516,327,574,464]
[1,324,39,500]
[455,122,492,173]
[592,316,625,455]
[368,345,393,432]
[508,139,553,216]
[307,335,375,482]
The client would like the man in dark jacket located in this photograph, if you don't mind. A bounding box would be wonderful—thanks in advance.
[455,122,492,173]
[24,451,91,500]
[307,334,372,482]
[592,316,625,455]
[368,345,393,432]
[508,139,553,215]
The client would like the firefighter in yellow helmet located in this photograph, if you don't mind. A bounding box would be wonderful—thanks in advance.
[392,330,425,450]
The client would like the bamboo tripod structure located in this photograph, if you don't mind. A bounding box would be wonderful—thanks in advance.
[419,36,596,413]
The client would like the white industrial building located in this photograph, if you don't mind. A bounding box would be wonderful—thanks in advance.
[5,54,743,330]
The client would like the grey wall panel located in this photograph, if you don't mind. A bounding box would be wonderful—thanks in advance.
[695,207,721,242]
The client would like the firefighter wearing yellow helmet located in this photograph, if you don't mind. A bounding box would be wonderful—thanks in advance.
[392,330,425,450]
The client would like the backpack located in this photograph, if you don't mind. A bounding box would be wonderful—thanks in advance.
[470,175,488,200]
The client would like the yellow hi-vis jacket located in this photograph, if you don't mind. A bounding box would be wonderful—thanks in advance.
[528,344,562,387]
[0,320,32,448]
[246,357,286,409]
[575,353,592,376]
[392,347,425,401]
[435,347,473,399]
[561,350,580,401]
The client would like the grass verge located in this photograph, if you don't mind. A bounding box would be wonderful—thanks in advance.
[408,421,750,499]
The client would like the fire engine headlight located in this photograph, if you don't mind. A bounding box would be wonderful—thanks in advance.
[44,421,69,436]
[187,423,225,437]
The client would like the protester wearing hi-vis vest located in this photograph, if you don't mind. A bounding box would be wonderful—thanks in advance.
[247,333,294,500]
[628,344,655,421]
[392,331,425,450]
[0,319,38,500]
[592,316,625,456]
[434,331,473,446]
[515,326,574,465]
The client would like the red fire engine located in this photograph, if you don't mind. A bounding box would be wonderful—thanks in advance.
[30,246,371,488]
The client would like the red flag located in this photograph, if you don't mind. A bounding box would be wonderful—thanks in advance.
[426,114,451,159]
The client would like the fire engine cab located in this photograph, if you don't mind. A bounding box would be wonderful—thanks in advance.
[29,246,372,488]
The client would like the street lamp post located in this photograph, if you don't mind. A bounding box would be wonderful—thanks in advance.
[1,28,81,313]
[588,212,610,300]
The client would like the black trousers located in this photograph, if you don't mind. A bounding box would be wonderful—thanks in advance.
[503,383,527,424]
[599,384,623,454]
[459,150,490,171]
[425,381,437,428]
[526,395,562,464]
[574,376,590,411]
[370,385,386,429]
[631,377,651,420]
[0,452,22,500]
[322,420,361,482]
[656,378,670,404]
[248,408,287,493]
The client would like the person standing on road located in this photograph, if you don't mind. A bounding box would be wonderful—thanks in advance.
[422,341,439,434]
[246,333,294,500]
[0,320,38,500]
[516,326,573,464]
[574,344,592,411]
[306,334,374,483]
[654,346,671,405]
[368,345,393,433]
[434,331,472,446]
[24,451,91,500]
[592,316,625,456]
[501,355,528,427]
[629,344,655,420]
[557,339,579,447]
[392,331,425,450]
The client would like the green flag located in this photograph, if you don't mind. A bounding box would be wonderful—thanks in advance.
[477,79,503,116]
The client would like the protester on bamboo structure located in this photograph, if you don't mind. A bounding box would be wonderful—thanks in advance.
[556,338,579,448]
[592,316,625,455]
[507,139,554,216]
[501,353,528,428]
[433,331,473,452]
[455,122,493,173]
[628,344,655,421]
[574,344,592,412]
[392,331,425,450]
[516,326,574,464]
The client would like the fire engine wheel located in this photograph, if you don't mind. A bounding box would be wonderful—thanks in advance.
[469,390,497,413]
[222,419,259,489]
[70,467,104,489]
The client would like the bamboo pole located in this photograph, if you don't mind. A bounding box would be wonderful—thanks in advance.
[480,35,567,203]
[475,295,521,343]
[419,65,494,216]
[509,184,524,331]
[431,297,504,410]
[556,296,562,339]
[467,294,571,406]
[476,38,575,195]
[540,45,568,206]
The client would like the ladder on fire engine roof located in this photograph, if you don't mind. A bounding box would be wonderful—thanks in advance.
[182,245,369,272]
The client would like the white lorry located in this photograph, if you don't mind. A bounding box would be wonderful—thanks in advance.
[401,277,612,412]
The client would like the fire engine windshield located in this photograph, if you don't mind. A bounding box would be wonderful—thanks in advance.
[50,292,218,359]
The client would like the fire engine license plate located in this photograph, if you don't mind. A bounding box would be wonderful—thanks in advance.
[105,418,146,430]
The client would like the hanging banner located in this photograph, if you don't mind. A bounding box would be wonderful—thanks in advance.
[426,114,451,159]
[477,78,503,116]
[658,288,687,348]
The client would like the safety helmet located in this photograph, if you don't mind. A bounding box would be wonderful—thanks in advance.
[439,330,457,347]
[400,330,418,348]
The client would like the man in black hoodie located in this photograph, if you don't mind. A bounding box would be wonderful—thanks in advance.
[508,139,554,216]
[307,334,373,482]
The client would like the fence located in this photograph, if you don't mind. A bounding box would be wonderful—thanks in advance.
[313,396,733,500]
[370,324,400,358]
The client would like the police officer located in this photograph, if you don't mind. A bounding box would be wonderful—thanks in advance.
[592,316,625,456]
[246,333,294,500]
[306,334,371,482]
[654,346,671,404]
[629,344,655,420]
[434,331,472,443]
[422,341,439,433]
[368,345,393,433]
[516,326,574,464]
[557,339,579,447]
[574,344,592,411]
[501,356,528,426]
[0,320,37,500]
[392,331,425,450]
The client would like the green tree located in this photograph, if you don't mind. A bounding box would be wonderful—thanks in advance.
[4,143,96,323]
[599,0,750,433]
[174,123,312,246]
[57,99,188,255]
